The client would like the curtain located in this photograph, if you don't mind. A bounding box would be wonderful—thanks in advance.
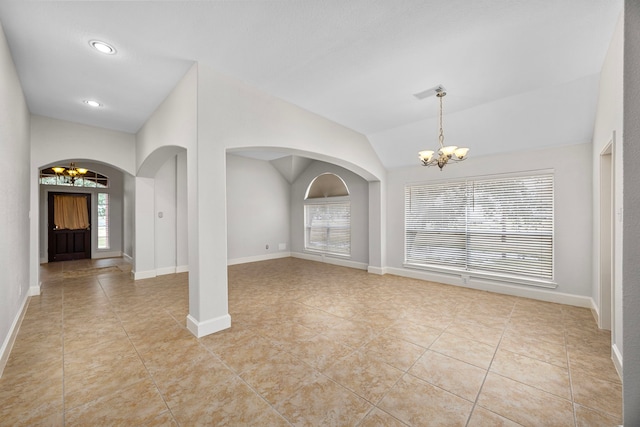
[54,195,89,230]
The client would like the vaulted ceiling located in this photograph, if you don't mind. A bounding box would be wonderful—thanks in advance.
[0,1,622,169]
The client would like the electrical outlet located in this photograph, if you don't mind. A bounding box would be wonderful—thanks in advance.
[265,244,269,250]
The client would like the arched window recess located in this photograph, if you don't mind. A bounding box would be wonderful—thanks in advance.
[304,173,351,256]
[305,173,349,199]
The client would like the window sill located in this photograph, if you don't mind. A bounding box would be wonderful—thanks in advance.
[304,249,351,260]
[402,263,557,289]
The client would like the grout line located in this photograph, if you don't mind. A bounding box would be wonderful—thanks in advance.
[464,302,515,427]
[564,310,578,427]
[196,337,295,426]
[96,275,180,426]
[61,279,66,426]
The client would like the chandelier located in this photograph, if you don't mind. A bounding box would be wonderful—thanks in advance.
[51,163,88,184]
[418,86,469,170]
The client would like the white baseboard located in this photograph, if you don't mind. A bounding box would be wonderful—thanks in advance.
[591,298,601,326]
[384,266,594,308]
[122,253,133,263]
[0,294,29,378]
[132,265,187,280]
[612,343,623,380]
[156,266,177,276]
[39,257,46,264]
[132,270,156,280]
[291,251,368,271]
[368,266,387,275]
[186,314,231,338]
[29,285,40,296]
[93,251,122,259]
[228,252,291,266]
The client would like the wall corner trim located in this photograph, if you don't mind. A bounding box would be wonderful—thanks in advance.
[186,314,231,338]
[590,298,601,326]
[176,265,189,273]
[367,266,387,275]
[612,343,623,380]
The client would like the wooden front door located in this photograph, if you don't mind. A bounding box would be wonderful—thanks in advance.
[48,192,91,262]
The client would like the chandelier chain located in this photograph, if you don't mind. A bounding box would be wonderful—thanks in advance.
[438,93,445,148]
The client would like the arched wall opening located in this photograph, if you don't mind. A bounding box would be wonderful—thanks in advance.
[37,159,131,265]
[133,145,189,279]
[226,147,382,271]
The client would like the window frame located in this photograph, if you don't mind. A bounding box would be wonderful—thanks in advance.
[304,196,351,257]
[404,171,555,288]
[97,192,110,250]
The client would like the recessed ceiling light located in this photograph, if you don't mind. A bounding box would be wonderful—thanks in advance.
[89,40,116,55]
[83,100,102,108]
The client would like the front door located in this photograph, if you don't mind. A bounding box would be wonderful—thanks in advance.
[48,192,91,262]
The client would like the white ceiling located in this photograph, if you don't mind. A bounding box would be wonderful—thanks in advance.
[0,1,622,169]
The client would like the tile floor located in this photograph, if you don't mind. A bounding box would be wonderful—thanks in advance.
[0,257,623,426]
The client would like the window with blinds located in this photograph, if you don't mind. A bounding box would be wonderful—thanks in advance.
[405,174,554,282]
[304,203,351,256]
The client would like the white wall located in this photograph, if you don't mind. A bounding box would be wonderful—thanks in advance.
[31,115,136,175]
[176,151,188,271]
[154,156,177,275]
[386,143,593,305]
[0,21,30,375]
[291,160,370,267]
[592,12,624,365]
[123,172,135,259]
[623,1,640,423]
[29,115,136,290]
[135,65,195,281]
[38,162,125,262]
[226,154,291,264]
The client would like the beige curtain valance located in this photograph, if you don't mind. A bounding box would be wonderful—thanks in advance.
[54,195,89,230]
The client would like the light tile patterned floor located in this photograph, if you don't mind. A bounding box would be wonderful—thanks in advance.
[0,257,623,426]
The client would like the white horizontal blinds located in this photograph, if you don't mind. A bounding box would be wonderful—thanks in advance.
[305,203,351,255]
[405,174,554,281]
[405,181,468,269]
[467,175,553,279]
